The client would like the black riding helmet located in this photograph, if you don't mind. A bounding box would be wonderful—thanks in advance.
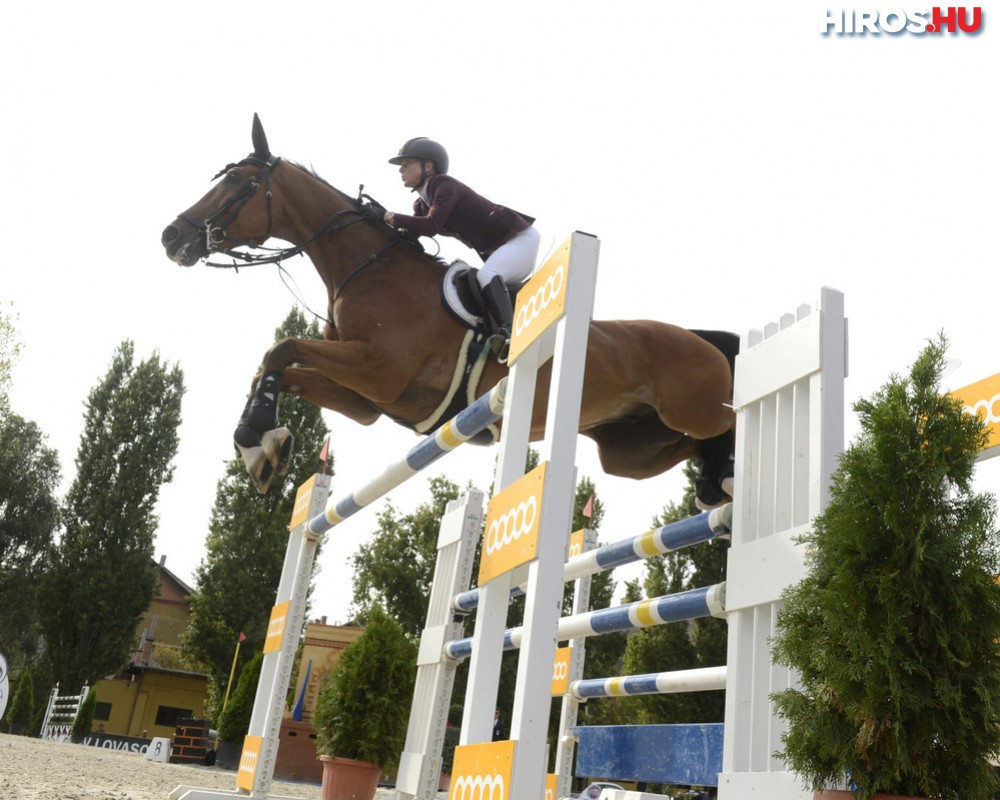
[388,137,449,175]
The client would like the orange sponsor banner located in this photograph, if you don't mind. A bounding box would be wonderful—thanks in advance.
[551,646,572,696]
[508,237,570,364]
[236,735,262,791]
[263,600,290,654]
[952,372,1000,457]
[545,773,559,800]
[449,739,516,800]
[479,463,547,585]
[568,529,586,559]
[289,474,319,529]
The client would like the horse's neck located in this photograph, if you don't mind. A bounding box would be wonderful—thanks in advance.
[274,163,397,295]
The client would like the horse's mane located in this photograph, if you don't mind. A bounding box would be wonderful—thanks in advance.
[284,159,448,269]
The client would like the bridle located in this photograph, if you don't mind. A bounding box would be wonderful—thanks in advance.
[179,154,280,254]
[179,154,407,302]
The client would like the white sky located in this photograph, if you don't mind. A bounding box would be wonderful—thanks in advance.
[3,1,998,624]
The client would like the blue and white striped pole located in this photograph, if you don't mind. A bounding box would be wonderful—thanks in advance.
[307,379,507,537]
[452,503,732,613]
[571,666,727,700]
[445,583,727,661]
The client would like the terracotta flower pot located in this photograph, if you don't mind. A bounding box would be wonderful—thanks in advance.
[319,754,382,800]
[815,791,923,799]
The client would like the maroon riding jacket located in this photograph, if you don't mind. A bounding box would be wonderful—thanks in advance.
[391,174,534,260]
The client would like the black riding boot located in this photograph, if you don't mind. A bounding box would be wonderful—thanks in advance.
[482,276,514,363]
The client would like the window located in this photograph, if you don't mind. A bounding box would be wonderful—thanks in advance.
[154,706,194,728]
[94,702,112,722]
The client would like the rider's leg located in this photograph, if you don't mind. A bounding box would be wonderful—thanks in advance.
[481,275,515,361]
[478,226,540,361]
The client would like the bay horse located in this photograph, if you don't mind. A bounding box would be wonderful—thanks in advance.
[161,115,737,508]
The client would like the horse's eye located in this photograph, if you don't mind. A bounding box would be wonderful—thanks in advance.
[226,171,242,182]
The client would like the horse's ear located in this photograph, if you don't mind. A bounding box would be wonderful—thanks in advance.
[252,113,270,159]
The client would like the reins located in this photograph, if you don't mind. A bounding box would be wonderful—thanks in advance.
[191,158,408,306]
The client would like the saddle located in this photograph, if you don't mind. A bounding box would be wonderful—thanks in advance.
[440,261,526,330]
[394,263,501,445]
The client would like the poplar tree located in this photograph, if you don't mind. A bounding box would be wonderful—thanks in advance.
[182,308,329,706]
[38,341,184,689]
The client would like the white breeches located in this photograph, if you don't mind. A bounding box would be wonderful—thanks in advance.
[477,226,541,288]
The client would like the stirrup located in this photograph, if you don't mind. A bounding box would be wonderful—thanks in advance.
[488,333,510,364]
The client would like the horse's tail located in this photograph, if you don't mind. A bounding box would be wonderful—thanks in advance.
[690,329,739,382]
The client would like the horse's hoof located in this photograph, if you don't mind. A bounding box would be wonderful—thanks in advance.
[236,442,274,494]
[262,427,295,476]
[695,477,731,512]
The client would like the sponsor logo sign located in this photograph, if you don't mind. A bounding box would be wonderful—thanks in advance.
[479,463,547,584]
[263,601,290,654]
[951,372,1000,458]
[821,7,983,35]
[236,735,262,791]
[508,237,570,364]
[449,739,515,800]
[551,647,572,696]
[567,529,585,559]
[545,774,558,800]
[289,474,319,529]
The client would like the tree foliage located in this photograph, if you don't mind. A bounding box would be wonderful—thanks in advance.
[351,476,461,637]
[0,301,21,402]
[616,462,730,725]
[0,410,60,670]
[772,336,1000,800]
[182,308,329,705]
[37,341,184,689]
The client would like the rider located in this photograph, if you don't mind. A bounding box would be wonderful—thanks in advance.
[374,137,539,361]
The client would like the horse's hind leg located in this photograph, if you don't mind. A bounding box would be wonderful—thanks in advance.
[583,415,698,480]
[692,429,735,510]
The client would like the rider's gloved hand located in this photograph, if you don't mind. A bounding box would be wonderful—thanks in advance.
[359,200,388,223]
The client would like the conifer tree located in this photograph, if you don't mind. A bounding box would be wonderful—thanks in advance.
[182,308,329,706]
[38,341,184,688]
[772,336,1000,800]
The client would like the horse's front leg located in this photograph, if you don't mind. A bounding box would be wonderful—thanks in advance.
[234,370,294,494]
[281,367,383,426]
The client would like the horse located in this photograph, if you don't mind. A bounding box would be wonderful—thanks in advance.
[161,115,738,508]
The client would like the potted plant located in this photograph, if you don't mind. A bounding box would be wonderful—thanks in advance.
[771,337,1000,800]
[7,670,34,735]
[313,604,417,800]
[216,651,264,770]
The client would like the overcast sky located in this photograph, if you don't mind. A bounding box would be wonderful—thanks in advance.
[3,1,998,623]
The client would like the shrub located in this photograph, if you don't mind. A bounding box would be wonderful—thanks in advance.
[313,604,417,772]
[7,670,34,733]
[218,651,264,743]
[72,688,97,739]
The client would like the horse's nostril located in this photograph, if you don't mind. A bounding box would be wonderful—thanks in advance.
[161,225,178,246]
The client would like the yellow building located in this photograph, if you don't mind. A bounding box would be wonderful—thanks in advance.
[92,557,209,739]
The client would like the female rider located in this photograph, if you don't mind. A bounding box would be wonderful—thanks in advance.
[372,137,540,361]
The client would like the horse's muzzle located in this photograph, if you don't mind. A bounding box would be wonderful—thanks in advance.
[161,220,205,267]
